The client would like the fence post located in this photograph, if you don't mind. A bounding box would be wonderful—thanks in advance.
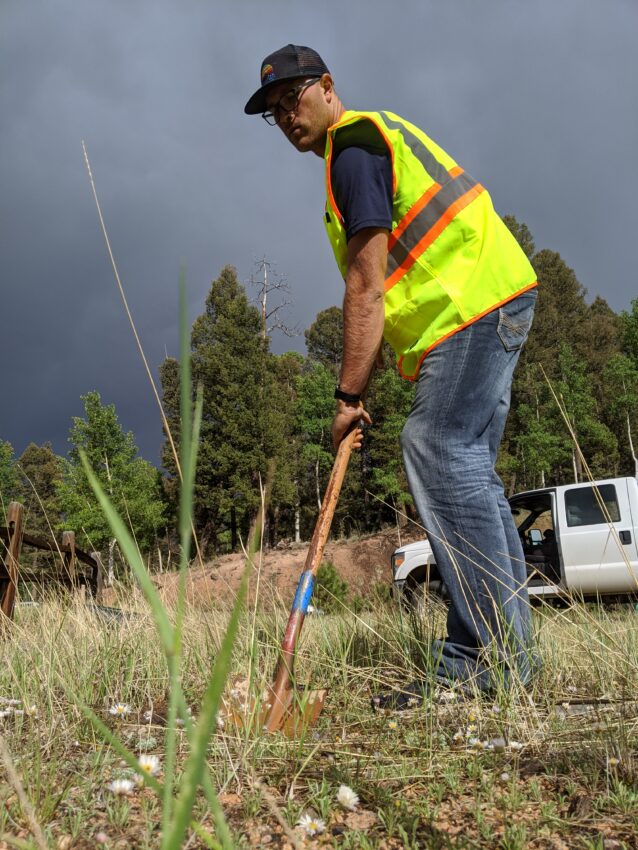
[1,501,24,628]
[90,551,104,604]
[62,530,78,592]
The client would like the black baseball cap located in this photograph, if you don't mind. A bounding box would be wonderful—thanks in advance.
[244,44,330,115]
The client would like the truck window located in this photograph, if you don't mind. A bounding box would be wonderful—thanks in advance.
[564,484,621,527]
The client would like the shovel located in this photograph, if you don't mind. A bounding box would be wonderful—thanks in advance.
[226,425,358,737]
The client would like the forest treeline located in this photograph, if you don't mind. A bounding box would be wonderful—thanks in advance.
[1,217,637,569]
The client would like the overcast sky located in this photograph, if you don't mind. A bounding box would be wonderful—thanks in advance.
[1,0,636,465]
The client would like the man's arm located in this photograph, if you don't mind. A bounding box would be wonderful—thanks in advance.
[331,226,388,450]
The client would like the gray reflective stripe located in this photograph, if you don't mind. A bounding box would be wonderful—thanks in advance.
[380,111,449,185]
[386,171,479,276]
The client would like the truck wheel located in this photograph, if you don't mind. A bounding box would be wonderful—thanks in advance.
[409,580,448,616]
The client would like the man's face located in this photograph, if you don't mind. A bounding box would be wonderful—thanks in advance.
[265,75,333,155]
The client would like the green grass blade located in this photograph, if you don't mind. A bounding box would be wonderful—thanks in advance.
[163,504,266,849]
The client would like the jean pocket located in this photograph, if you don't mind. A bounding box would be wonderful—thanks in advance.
[497,290,537,352]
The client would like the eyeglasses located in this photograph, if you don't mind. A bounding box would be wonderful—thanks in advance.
[262,78,321,126]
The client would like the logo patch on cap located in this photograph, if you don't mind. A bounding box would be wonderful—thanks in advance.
[261,63,275,83]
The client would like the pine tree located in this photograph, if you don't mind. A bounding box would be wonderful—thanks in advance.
[304,306,343,375]
[158,355,181,518]
[15,443,63,537]
[190,266,273,552]
[57,392,165,575]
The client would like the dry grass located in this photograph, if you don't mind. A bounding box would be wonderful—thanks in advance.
[0,589,637,849]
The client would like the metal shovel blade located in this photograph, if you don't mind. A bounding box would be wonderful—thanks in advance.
[221,676,327,738]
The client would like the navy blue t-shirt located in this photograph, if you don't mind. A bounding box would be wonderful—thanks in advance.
[330,145,393,241]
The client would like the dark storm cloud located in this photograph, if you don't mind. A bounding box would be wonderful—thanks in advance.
[1,0,636,463]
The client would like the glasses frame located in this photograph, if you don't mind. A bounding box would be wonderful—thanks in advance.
[262,77,321,126]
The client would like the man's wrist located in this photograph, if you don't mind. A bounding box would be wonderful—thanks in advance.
[334,386,361,403]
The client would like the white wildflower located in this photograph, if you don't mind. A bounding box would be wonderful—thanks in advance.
[297,813,325,836]
[452,730,464,742]
[438,689,458,703]
[500,772,510,782]
[25,705,38,717]
[387,719,398,731]
[509,740,523,751]
[137,754,161,777]
[336,784,359,811]
[107,779,135,796]
[109,702,131,718]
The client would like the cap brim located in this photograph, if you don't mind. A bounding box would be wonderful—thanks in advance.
[244,76,295,115]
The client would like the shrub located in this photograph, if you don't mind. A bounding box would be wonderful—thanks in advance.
[314,561,349,613]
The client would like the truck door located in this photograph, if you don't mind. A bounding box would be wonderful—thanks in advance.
[558,480,638,594]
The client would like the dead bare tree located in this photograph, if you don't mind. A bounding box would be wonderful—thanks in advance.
[250,257,300,341]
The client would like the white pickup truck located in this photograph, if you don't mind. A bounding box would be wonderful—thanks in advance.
[392,477,638,606]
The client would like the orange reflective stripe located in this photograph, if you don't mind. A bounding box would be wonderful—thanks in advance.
[448,165,464,179]
[385,182,485,292]
[388,182,442,251]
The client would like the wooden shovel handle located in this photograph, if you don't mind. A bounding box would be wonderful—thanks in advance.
[263,426,358,732]
[303,426,358,578]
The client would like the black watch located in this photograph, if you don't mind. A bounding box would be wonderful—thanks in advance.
[334,386,361,403]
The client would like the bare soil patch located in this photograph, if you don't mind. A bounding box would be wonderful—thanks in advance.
[152,526,420,609]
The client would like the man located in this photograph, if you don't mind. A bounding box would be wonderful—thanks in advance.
[245,45,538,706]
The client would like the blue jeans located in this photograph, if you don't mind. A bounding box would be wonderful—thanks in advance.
[400,289,537,690]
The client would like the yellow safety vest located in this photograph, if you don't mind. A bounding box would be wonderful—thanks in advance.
[324,110,537,379]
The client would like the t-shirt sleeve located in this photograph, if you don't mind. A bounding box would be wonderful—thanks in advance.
[330,144,393,241]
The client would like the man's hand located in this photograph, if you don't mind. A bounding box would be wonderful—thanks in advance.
[331,399,372,451]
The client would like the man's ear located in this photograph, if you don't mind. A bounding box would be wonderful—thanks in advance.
[321,73,335,100]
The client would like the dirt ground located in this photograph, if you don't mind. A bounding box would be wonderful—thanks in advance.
[151,525,421,609]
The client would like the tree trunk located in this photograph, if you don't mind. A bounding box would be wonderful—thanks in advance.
[230,506,238,551]
[315,458,322,511]
[627,411,638,478]
[293,478,301,544]
[107,537,116,585]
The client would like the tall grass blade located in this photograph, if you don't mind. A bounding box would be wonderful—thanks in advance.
[164,511,265,849]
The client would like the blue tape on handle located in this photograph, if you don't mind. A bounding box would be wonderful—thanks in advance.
[291,571,315,615]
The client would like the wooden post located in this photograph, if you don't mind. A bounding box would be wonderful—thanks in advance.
[90,551,104,604]
[62,530,78,591]
[1,501,24,627]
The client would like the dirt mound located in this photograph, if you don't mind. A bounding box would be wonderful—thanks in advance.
[153,526,421,608]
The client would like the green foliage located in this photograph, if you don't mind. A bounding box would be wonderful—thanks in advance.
[314,560,349,612]
[56,391,165,555]
[189,265,276,552]
[159,355,181,516]
[304,305,343,375]
[0,439,17,508]
[366,363,415,521]
[621,297,638,367]
[15,442,63,536]
[502,214,535,259]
